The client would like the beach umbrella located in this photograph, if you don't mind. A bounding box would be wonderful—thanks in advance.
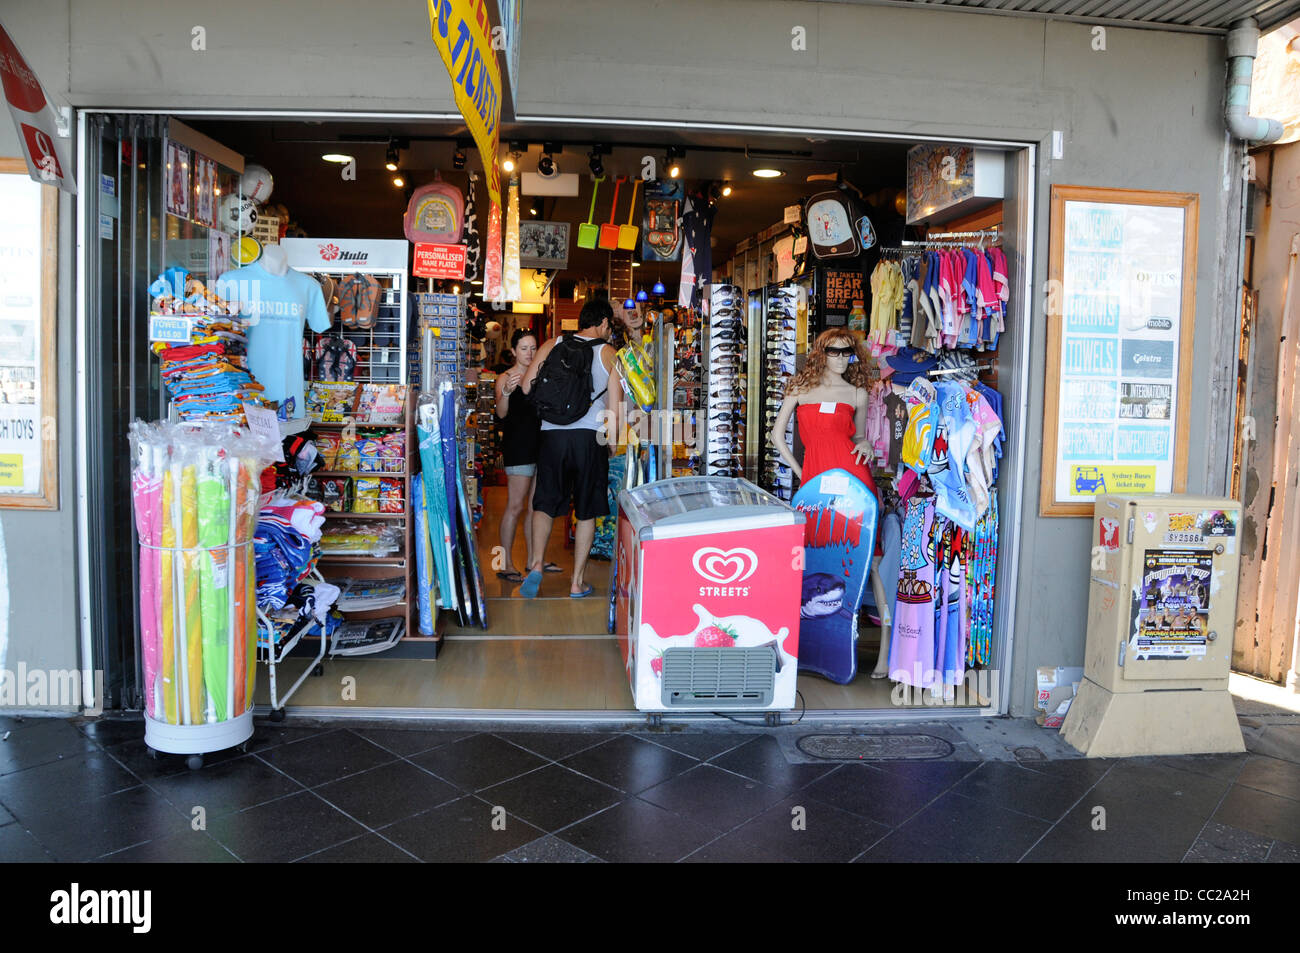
[180,463,204,724]
[198,451,231,722]
[159,461,179,724]
[131,442,161,720]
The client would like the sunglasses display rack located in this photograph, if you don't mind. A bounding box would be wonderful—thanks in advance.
[761,284,801,500]
[704,283,747,478]
[669,308,702,477]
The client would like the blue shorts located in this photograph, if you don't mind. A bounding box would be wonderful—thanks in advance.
[504,464,537,477]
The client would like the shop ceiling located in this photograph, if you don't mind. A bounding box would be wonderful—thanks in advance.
[190,118,946,282]
[833,0,1300,32]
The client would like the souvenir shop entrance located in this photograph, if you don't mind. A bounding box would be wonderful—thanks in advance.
[80,110,1034,720]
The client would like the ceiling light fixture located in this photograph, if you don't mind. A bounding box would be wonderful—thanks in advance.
[752,168,784,178]
[322,153,354,164]
[537,152,554,176]
[529,203,538,216]
[722,181,733,197]
[652,280,666,296]
[502,152,518,173]
[392,176,405,188]
[385,140,400,172]
[623,298,635,310]
[662,146,684,179]
[636,289,649,302]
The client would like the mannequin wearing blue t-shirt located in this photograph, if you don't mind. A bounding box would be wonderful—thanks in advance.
[217,245,331,419]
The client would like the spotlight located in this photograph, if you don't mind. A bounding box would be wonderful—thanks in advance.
[588,148,604,178]
[452,284,461,294]
[623,298,635,310]
[636,289,649,302]
[502,153,517,173]
[665,146,684,179]
[538,152,554,176]
[529,203,538,216]
[322,153,354,164]
[385,140,400,172]
[752,168,783,178]
[652,280,666,296]
[722,181,733,197]
[452,143,467,170]
[392,176,405,188]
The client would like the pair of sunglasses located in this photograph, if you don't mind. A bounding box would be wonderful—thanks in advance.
[825,345,856,356]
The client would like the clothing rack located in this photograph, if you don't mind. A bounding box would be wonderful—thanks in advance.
[878,227,1002,255]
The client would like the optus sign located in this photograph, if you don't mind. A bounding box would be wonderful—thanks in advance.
[424,0,502,209]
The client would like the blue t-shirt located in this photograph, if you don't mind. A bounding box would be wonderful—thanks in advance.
[216,264,331,416]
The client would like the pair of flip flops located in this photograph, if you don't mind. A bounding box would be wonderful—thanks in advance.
[497,563,563,583]
[338,274,380,328]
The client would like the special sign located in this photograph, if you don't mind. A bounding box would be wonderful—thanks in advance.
[425,0,502,209]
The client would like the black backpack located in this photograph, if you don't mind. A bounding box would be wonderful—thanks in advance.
[529,334,607,426]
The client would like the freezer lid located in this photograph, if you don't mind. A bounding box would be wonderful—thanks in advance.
[618,476,800,536]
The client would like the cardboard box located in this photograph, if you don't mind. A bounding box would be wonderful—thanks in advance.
[1036,666,1084,728]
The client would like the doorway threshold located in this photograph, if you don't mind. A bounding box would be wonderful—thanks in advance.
[253,705,996,725]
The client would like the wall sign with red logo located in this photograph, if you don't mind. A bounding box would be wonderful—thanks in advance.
[0,20,75,193]
[413,243,468,280]
[280,238,408,272]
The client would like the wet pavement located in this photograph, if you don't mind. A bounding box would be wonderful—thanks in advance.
[0,713,1296,863]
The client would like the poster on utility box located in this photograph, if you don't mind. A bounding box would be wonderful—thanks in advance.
[1054,200,1186,504]
[1129,549,1210,661]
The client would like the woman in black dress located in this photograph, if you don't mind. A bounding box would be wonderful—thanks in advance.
[494,329,557,581]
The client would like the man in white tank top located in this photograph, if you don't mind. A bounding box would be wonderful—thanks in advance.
[518,299,619,598]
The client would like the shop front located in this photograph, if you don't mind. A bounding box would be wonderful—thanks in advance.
[0,0,1264,730]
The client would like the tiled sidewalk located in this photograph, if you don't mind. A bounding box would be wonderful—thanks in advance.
[0,714,1297,863]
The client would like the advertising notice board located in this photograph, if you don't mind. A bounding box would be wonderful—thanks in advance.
[1042,186,1199,517]
[0,159,58,508]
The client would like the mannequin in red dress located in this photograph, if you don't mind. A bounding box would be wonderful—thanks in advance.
[768,329,879,498]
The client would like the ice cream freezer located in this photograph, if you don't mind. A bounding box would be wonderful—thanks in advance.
[615,477,805,715]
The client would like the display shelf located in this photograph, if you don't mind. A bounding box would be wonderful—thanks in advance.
[309,419,405,429]
[322,511,406,520]
[314,469,406,479]
[305,396,424,649]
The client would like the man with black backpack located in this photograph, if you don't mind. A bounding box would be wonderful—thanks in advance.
[518,298,619,598]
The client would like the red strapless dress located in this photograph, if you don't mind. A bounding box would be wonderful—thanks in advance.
[796,402,879,497]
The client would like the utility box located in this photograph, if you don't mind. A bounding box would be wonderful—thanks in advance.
[1062,494,1245,757]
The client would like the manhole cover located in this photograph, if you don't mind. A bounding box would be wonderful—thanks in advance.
[1014,746,1047,761]
[796,733,955,761]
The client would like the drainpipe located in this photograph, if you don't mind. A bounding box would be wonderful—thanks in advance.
[1225,18,1284,144]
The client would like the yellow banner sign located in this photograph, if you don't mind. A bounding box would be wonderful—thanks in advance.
[426,0,502,208]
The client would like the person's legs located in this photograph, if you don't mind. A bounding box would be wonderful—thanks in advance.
[528,510,555,574]
[570,429,610,595]
[571,517,595,594]
[522,475,537,570]
[499,472,531,575]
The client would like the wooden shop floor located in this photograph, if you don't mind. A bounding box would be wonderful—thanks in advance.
[254,485,989,713]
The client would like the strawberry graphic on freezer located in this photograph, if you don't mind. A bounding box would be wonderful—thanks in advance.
[637,604,798,710]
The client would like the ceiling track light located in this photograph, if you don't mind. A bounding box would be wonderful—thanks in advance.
[721,180,733,197]
[664,146,684,179]
[588,144,608,178]
[385,139,401,172]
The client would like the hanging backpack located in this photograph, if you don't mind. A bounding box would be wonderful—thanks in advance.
[529,335,607,425]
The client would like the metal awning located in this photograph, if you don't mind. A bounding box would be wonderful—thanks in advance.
[836,0,1300,33]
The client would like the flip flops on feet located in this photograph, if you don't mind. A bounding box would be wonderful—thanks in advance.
[570,584,594,598]
[496,570,523,582]
[520,569,543,598]
[542,562,563,573]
